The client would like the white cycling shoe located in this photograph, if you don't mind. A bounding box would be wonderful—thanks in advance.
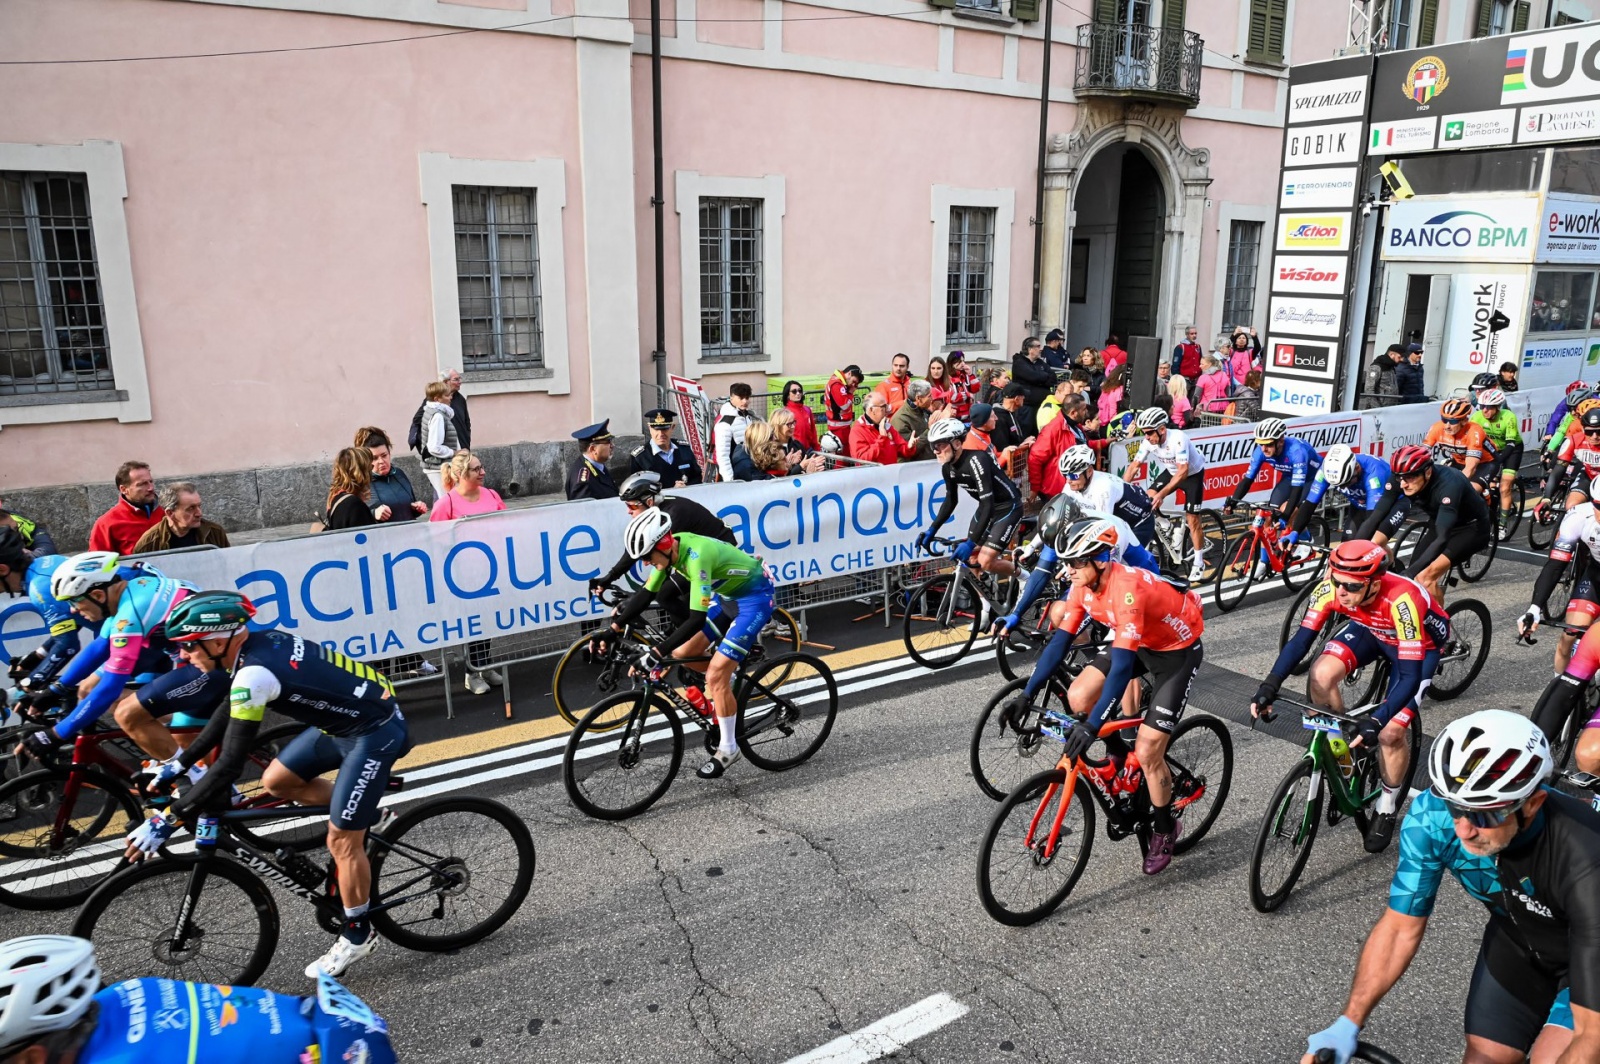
[305,932,381,979]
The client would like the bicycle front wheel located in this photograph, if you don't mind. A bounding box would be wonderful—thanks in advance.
[73,854,279,987]
[0,766,142,910]
[563,692,684,820]
[969,678,1070,802]
[1429,599,1492,700]
[1249,758,1324,913]
[1167,714,1233,852]
[369,796,535,952]
[996,586,1056,682]
[1214,528,1262,613]
[1277,580,1322,677]
[976,769,1095,926]
[736,653,837,771]
[1282,515,1330,592]
[1530,504,1562,551]
[902,573,980,669]
[1391,520,1431,573]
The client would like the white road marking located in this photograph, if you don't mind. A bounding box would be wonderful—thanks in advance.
[782,993,969,1064]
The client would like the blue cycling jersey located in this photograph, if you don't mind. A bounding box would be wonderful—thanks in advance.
[1302,453,1394,511]
[78,976,395,1064]
[20,555,82,688]
[1242,436,1322,489]
[1391,788,1505,918]
[228,631,397,737]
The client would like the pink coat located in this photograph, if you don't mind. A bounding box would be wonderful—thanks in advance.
[1170,394,1192,428]
[1097,385,1123,426]
[1196,368,1232,413]
[1229,348,1256,386]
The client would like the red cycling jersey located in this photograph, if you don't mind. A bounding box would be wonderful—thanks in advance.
[1557,418,1600,481]
[1298,571,1448,662]
[1062,562,1204,653]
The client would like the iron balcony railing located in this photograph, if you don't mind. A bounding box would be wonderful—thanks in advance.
[1073,22,1203,107]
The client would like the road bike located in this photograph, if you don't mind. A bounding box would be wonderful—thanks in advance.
[1529,461,1574,551]
[1248,700,1423,912]
[974,711,1233,926]
[1213,504,1329,612]
[71,781,534,987]
[900,537,1019,670]
[562,646,837,820]
[1314,1046,1404,1064]
[1148,507,1227,583]
[1390,511,1497,583]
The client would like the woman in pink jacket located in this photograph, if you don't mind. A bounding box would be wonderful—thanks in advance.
[1195,351,1233,415]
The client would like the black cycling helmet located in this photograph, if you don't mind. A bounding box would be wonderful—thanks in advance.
[1036,494,1085,546]
[1582,408,1600,434]
[619,471,663,503]
[0,527,25,572]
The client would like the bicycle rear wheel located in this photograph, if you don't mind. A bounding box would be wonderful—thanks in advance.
[756,607,804,688]
[0,766,142,910]
[996,583,1056,682]
[976,769,1095,927]
[1214,527,1262,613]
[969,678,1071,802]
[1249,758,1323,913]
[902,573,980,669]
[1283,515,1330,592]
[1166,714,1232,852]
[1530,504,1562,551]
[552,628,633,727]
[1277,580,1324,677]
[1391,520,1431,573]
[563,692,684,820]
[369,795,535,951]
[1429,599,1492,701]
[736,653,837,771]
[72,854,279,987]
[1457,521,1497,582]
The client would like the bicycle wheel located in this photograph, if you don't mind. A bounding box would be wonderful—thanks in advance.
[1391,520,1431,573]
[72,854,279,986]
[1214,527,1263,613]
[1530,504,1562,551]
[1352,1042,1408,1064]
[1166,714,1232,852]
[755,607,804,689]
[1457,520,1498,583]
[1429,599,1492,701]
[969,678,1071,802]
[1333,646,1387,716]
[1282,514,1330,592]
[736,653,837,771]
[1501,477,1527,541]
[551,628,633,728]
[562,691,684,820]
[1194,509,1228,583]
[1542,684,1595,798]
[368,795,535,951]
[0,766,142,910]
[1277,580,1323,677]
[1249,758,1324,913]
[902,573,980,669]
[230,723,328,854]
[976,769,1095,927]
[996,577,1057,682]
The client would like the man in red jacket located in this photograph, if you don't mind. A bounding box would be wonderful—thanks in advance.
[1169,324,1203,400]
[88,461,164,554]
[825,365,864,437]
[1028,401,1078,503]
[850,393,917,465]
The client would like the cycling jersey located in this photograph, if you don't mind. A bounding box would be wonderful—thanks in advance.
[1555,419,1600,482]
[1302,453,1393,513]
[19,554,82,689]
[1064,472,1155,540]
[1378,463,1493,573]
[643,531,768,611]
[1473,407,1523,452]
[1132,427,1206,476]
[1060,562,1203,654]
[1236,437,1323,492]
[78,975,396,1064]
[596,496,737,588]
[1425,421,1497,469]
[928,448,1022,547]
[1532,502,1600,617]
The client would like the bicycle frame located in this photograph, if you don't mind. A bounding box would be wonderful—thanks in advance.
[1238,507,1291,575]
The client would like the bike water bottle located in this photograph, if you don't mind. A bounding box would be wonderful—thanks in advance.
[1329,734,1356,782]
[195,815,219,850]
[684,686,713,717]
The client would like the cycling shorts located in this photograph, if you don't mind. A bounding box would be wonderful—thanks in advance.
[1569,558,1600,619]
[1466,921,1573,1051]
[1498,441,1524,477]
[136,665,231,728]
[980,501,1025,552]
[1322,625,1438,727]
[276,712,411,831]
[1152,470,1206,514]
[702,583,776,665]
[1268,478,1297,511]
[1088,641,1203,734]
[1130,515,1158,547]
[1406,521,1491,577]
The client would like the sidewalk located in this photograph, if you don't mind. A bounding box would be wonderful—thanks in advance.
[225,489,570,547]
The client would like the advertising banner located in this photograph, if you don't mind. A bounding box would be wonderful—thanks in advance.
[1279,168,1362,210]
[1269,295,1344,338]
[1368,116,1439,154]
[1518,99,1600,143]
[668,374,710,471]
[1269,338,1337,379]
[1276,213,1354,253]
[1288,74,1370,124]
[1521,335,1590,389]
[1382,195,1542,263]
[1284,121,1367,166]
[1538,193,1600,262]
[1273,255,1352,295]
[1502,24,1600,106]
[1444,274,1528,373]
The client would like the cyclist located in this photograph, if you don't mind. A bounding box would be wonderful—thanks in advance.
[1048,518,1205,874]
[915,417,1023,585]
[135,591,412,980]
[1301,711,1600,1064]
[590,471,738,623]
[1252,540,1450,854]
[1124,408,1209,583]
[606,508,776,780]
[1289,444,1399,542]
[1541,380,1594,463]
[1372,444,1493,604]
[16,553,225,772]
[1517,474,1600,675]
[1057,444,1157,548]
[1544,406,1600,519]
[0,935,397,1063]
[1473,387,1524,540]
[1222,417,1322,574]
[0,530,82,699]
[1529,599,1600,778]
[1425,396,1497,485]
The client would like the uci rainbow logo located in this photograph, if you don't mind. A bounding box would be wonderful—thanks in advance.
[1505,48,1527,93]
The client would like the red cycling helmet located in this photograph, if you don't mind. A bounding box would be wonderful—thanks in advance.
[1440,397,1473,420]
[1390,444,1433,476]
[1570,380,1592,400]
[1329,539,1388,582]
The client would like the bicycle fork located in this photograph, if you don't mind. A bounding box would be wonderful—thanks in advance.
[1024,765,1081,863]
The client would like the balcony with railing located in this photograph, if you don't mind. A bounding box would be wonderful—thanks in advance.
[1073,22,1203,108]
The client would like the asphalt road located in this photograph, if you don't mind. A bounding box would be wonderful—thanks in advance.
[2,542,1559,1063]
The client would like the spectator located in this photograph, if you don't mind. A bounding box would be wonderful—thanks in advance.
[964,402,998,457]
[1498,360,1520,394]
[1042,328,1069,369]
[993,383,1036,457]
[1011,336,1054,410]
[874,353,913,413]
[1167,374,1192,428]
[1037,377,1071,432]
[1232,370,1264,423]
[824,364,864,437]
[714,383,756,482]
[355,426,427,523]
[732,421,794,480]
[431,450,506,695]
[443,369,472,450]
[946,351,980,419]
[1396,345,1426,401]
[978,367,1010,407]
[1101,333,1128,377]
[925,357,955,409]
[850,393,917,464]
[419,381,459,496]
[1195,351,1232,416]
[1029,393,1081,501]
[566,421,618,500]
[767,408,828,474]
[781,380,821,452]
[88,461,164,555]
[1076,347,1105,408]
[1359,343,1405,409]
[891,379,935,460]
[324,447,377,531]
[1062,392,1103,455]
[0,497,55,555]
[629,408,702,487]
[1097,364,1126,426]
[1170,325,1203,396]
[131,483,230,554]
[1228,331,1259,385]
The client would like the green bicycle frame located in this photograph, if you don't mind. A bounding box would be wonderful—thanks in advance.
[1272,723,1382,843]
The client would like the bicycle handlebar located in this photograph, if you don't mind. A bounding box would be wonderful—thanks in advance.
[1517,620,1591,647]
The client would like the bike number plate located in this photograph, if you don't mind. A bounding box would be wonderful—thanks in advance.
[1302,712,1342,734]
[317,974,390,1034]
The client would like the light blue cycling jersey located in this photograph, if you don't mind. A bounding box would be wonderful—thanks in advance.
[20,555,81,688]
[1302,453,1393,512]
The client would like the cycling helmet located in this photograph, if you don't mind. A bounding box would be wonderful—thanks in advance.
[1036,494,1084,544]
[1390,444,1433,476]
[1254,417,1288,443]
[1583,409,1600,434]
[1055,517,1118,564]
[1429,710,1551,810]
[619,471,663,503]
[1477,387,1506,409]
[1321,444,1357,487]
[1440,397,1473,420]
[1569,379,1592,398]
[1580,398,1600,420]
[819,432,844,455]
[0,935,99,1050]
[1469,372,1497,392]
[164,590,257,642]
[1057,445,1095,480]
[1328,539,1387,582]
[1133,408,1169,433]
[927,417,968,447]
[0,528,25,573]
[624,507,674,560]
[48,551,122,601]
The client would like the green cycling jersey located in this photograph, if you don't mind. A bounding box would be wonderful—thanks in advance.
[644,531,769,613]
[1549,411,1576,455]
[1472,407,1521,450]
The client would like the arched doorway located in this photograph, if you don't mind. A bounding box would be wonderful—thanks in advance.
[1065,143,1167,354]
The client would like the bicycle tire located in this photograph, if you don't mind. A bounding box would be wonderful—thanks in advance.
[1214,527,1262,613]
[230,722,329,854]
[757,607,804,689]
[1543,683,1597,798]
[1428,598,1492,701]
[975,769,1095,927]
[1249,758,1323,913]
[1166,714,1232,853]
[1501,477,1527,541]
[736,653,837,771]
[1282,514,1330,592]
[562,691,684,820]
[902,572,980,670]
[1391,519,1430,574]
[1530,504,1562,551]
[368,795,535,952]
[72,853,280,987]
[969,678,1071,802]
[1277,580,1323,677]
[552,627,631,728]
[996,583,1057,682]
[0,765,142,910]
[1457,518,1497,582]
[1195,509,1227,583]
[1334,648,1388,719]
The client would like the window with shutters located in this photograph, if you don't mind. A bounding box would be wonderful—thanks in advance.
[1246,0,1288,64]
[1383,0,1412,50]
[947,207,995,345]
[1221,221,1263,333]
[1417,0,1438,46]
[699,198,764,357]
[1477,0,1527,35]
[453,185,544,374]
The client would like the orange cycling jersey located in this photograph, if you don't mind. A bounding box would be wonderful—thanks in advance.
[1558,418,1600,479]
[1299,571,1449,662]
[1424,421,1496,468]
[1062,562,1204,652]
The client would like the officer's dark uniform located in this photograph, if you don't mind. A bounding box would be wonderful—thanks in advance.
[565,421,619,501]
[628,408,702,486]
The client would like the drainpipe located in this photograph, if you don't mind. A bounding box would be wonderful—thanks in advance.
[651,0,668,393]
[1029,0,1055,330]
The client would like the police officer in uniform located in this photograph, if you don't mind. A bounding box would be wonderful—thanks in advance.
[628,408,702,487]
[565,421,619,500]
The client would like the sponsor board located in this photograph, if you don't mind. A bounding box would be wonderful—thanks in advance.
[1289,74,1370,125]
[1369,116,1439,154]
[1518,99,1600,143]
[1539,193,1600,263]
[1269,295,1344,339]
[1402,55,1450,105]
[1439,108,1519,149]
[1502,24,1600,105]
[1445,274,1528,373]
[1272,254,1349,295]
[1279,167,1360,209]
[1277,212,1352,252]
[1262,374,1334,416]
[1268,338,1336,377]
[1383,196,1541,262]
[1284,121,1365,166]
[1521,336,1588,388]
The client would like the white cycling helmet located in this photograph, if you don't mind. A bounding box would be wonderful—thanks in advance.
[927,417,968,447]
[819,432,844,455]
[1057,445,1095,480]
[1133,408,1168,433]
[1321,444,1357,487]
[0,935,100,1050]
[624,508,674,560]
[1429,710,1551,810]
[1255,417,1289,443]
[49,552,122,602]
[1477,387,1507,408]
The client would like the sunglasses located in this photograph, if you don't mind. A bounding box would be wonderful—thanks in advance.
[1331,578,1370,594]
[1397,468,1429,480]
[1442,418,1465,426]
[1587,430,1600,438]
[1257,439,1279,448]
[1063,556,1101,569]
[1436,791,1527,828]
[1142,430,1162,438]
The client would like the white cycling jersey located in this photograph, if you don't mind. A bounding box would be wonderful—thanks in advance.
[1553,501,1600,560]
[1023,506,1140,564]
[1133,427,1206,476]
[1065,471,1132,516]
